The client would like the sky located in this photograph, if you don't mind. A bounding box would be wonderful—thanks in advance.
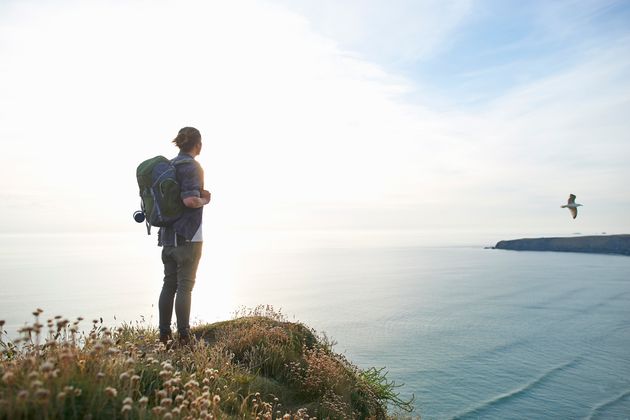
[1,0,629,241]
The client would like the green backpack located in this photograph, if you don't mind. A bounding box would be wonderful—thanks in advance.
[136,156,193,234]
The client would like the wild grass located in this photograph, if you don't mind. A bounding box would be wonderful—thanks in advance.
[1,306,415,419]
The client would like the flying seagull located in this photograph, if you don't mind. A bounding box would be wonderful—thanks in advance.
[561,194,582,219]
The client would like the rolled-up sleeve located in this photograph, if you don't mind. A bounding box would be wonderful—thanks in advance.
[179,162,202,199]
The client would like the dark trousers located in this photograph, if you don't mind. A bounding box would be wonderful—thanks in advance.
[159,241,203,338]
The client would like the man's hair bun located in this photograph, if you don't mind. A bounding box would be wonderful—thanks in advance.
[173,127,201,152]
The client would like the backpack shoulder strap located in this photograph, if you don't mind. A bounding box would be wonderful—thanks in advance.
[171,157,195,166]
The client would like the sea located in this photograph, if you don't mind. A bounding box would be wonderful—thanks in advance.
[1,230,629,419]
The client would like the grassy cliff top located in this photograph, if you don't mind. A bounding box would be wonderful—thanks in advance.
[1,306,414,419]
[495,234,630,256]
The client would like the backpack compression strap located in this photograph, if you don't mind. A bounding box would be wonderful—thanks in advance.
[144,157,195,236]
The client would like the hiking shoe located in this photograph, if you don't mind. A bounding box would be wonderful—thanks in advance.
[159,332,173,348]
[178,334,191,347]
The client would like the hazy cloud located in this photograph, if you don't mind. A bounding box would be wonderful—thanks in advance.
[0,0,628,238]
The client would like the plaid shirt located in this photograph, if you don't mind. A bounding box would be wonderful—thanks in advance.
[158,152,205,246]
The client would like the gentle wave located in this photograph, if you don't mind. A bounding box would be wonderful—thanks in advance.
[609,290,630,301]
[484,284,541,302]
[519,287,588,311]
[482,339,531,359]
[587,389,630,419]
[578,290,630,316]
[451,358,581,419]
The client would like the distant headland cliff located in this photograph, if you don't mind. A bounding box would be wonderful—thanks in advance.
[494,234,630,256]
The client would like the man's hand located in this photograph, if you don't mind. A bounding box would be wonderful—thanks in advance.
[183,190,211,209]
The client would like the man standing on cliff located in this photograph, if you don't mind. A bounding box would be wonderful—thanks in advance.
[158,127,210,347]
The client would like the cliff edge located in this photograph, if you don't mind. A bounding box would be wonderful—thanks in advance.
[494,234,630,256]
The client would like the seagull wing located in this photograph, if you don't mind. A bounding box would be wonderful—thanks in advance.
[570,207,577,219]
[568,194,576,204]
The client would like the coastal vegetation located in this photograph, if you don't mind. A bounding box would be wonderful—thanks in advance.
[0,306,414,419]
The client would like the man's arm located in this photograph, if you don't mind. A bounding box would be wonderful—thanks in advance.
[178,160,209,208]
[183,190,210,208]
